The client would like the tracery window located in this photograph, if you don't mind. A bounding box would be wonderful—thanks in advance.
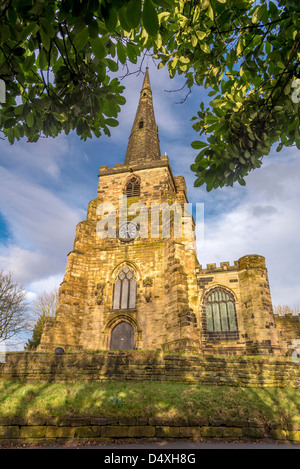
[204,288,239,339]
[113,266,137,310]
[125,176,140,197]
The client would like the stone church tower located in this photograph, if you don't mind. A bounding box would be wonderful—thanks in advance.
[39,69,282,355]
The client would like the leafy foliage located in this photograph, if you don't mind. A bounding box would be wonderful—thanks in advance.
[1,0,300,190]
[25,288,58,350]
[0,0,137,142]
[25,313,52,350]
[152,0,300,190]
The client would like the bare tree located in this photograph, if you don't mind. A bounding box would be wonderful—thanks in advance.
[25,288,58,350]
[273,305,300,316]
[29,288,58,323]
[0,271,29,344]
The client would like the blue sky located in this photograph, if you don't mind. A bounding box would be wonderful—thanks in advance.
[0,59,300,336]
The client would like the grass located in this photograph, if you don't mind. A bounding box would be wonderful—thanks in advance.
[0,380,299,426]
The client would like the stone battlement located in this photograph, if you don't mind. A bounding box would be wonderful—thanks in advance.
[196,261,239,273]
[196,255,267,274]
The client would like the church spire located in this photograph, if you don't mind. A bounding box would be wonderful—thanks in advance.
[124,67,161,166]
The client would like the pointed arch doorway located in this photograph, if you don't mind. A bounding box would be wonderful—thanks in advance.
[110,321,135,350]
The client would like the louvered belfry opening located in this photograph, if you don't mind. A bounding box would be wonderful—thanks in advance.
[125,176,140,197]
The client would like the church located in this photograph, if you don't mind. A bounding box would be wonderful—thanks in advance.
[39,68,283,356]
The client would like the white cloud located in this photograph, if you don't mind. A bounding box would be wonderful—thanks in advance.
[0,133,69,181]
[0,245,58,284]
[27,273,63,298]
[0,167,84,285]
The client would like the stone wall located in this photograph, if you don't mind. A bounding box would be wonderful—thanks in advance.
[0,351,299,387]
[274,314,300,355]
[0,415,299,446]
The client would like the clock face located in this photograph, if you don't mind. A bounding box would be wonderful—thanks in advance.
[118,222,138,242]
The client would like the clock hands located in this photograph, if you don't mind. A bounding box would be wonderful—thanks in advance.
[118,222,138,241]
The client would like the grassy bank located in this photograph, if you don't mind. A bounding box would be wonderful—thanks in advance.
[0,380,299,426]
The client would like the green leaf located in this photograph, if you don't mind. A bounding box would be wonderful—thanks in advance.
[118,7,131,32]
[117,41,126,64]
[7,8,17,25]
[91,38,106,61]
[191,140,208,149]
[252,6,260,24]
[105,118,119,127]
[106,58,118,72]
[191,35,197,47]
[196,30,206,40]
[40,18,55,38]
[25,112,34,128]
[206,4,214,21]
[276,142,283,152]
[0,24,11,41]
[127,43,137,63]
[22,22,38,41]
[126,0,142,29]
[39,26,50,51]
[23,53,35,72]
[143,0,159,36]
[14,104,24,115]
[38,48,47,70]
[73,28,89,51]
[88,19,99,38]
[200,43,210,53]
[105,8,118,31]
[194,175,205,187]
[179,56,190,64]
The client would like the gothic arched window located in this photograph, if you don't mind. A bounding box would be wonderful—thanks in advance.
[113,266,137,310]
[204,288,239,339]
[125,176,140,197]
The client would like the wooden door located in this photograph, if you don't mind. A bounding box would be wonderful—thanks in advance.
[110,321,134,350]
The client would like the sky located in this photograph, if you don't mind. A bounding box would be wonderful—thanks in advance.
[0,59,299,348]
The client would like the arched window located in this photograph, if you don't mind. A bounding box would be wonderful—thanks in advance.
[125,176,140,197]
[204,288,238,339]
[139,120,144,128]
[113,266,136,310]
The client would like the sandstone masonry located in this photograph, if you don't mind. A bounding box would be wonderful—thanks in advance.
[37,68,298,357]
